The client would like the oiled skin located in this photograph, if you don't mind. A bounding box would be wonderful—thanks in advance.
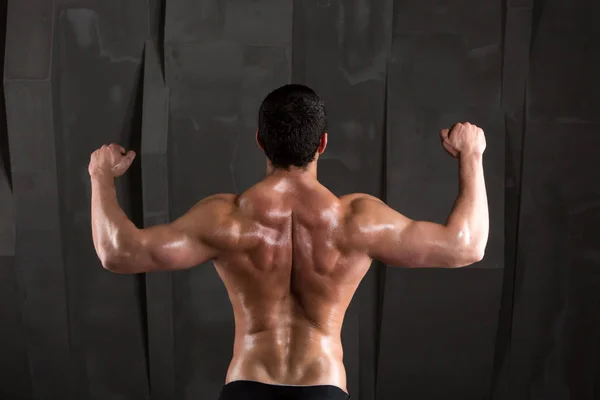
[214,176,372,393]
[90,123,488,395]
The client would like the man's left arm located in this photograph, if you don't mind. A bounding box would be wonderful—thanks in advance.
[89,144,235,274]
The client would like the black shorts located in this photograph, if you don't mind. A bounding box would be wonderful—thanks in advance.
[218,380,351,400]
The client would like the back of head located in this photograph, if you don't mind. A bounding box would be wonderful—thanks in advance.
[258,84,327,169]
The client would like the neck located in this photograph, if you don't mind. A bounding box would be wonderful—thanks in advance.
[265,161,318,180]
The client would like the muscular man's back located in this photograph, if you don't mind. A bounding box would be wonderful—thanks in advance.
[216,176,371,392]
[91,82,488,399]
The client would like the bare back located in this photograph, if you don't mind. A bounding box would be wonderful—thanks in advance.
[213,176,372,392]
[91,122,487,397]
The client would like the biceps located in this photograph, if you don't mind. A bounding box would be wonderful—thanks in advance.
[370,221,459,268]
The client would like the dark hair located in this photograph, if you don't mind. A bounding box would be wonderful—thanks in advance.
[258,84,327,169]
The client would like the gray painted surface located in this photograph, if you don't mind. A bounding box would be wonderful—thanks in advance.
[142,39,175,400]
[0,79,30,398]
[0,257,32,400]
[377,268,504,399]
[1,1,599,400]
[505,122,600,400]
[50,1,150,398]
[5,79,72,399]
[4,0,54,80]
[0,3,31,398]
[0,123,14,257]
[376,2,505,397]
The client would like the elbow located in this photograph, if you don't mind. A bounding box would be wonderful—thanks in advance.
[99,252,127,274]
[95,228,144,274]
[98,246,135,274]
[448,240,486,268]
[465,246,485,265]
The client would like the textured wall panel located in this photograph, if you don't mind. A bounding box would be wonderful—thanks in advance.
[1,3,33,398]
[0,257,32,400]
[52,1,150,398]
[505,123,600,400]
[377,1,504,399]
[4,0,54,80]
[500,1,600,398]
[493,0,534,396]
[292,1,392,398]
[0,90,30,397]
[0,143,13,257]
[165,1,293,398]
[5,80,72,399]
[142,39,175,400]
[5,7,69,398]
[377,269,503,399]
[148,0,165,40]
[165,0,226,45]
[526,1,600,122]
[165,0,292,45]
[0,0,10,214]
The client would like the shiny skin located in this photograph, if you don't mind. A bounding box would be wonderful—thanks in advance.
[90,123,488,394]
[213,177,372,393]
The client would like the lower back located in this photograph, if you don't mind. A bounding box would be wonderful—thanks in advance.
[225,322,347,391]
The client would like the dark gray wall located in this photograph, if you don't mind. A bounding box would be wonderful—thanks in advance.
[0,1,597,400]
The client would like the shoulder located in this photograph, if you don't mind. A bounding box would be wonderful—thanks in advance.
[193,193,239,215]
[177,194,241,230]
[339,193,385,215]
[182,194,248,250]
[198,193,239,206]
[338,193,387,245]
[338,192,404,236]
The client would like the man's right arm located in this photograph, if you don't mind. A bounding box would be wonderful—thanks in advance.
[350,122,489,268]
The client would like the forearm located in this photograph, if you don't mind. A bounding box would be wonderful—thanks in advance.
[90,173,139,267]
[445,152,489,259]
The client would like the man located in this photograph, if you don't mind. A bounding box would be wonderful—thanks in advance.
[89,84,488,400]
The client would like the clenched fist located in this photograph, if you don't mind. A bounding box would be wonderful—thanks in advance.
[89,144,136,179]
[440,122,486,159]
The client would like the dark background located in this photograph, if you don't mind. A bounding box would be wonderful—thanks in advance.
[0,1,598,399]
